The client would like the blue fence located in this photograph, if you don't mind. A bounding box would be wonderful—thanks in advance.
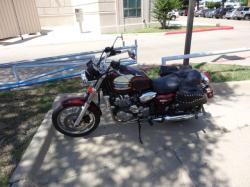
[0,44,137,91]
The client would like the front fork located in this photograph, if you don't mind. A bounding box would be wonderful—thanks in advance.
[73,75,105,127]
[73,94,93,127]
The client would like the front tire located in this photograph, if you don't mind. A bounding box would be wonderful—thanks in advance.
[52,105,100,137]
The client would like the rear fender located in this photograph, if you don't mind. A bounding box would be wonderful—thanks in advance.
[62,97,102,116]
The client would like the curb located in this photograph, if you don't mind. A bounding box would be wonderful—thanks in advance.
[165,26,234,35]
[8,94,83,187]
[9,110,54,187]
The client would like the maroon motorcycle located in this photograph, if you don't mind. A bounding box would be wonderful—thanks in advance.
[52,36,213,143]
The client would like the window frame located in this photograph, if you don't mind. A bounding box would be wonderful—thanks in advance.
[123,0,142,18]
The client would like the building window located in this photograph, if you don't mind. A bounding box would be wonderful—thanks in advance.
[123,0,141,18]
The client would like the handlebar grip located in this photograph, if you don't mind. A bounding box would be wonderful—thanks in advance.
[104,47,112,53]
[110,60,120,69]
[115,50,121,54]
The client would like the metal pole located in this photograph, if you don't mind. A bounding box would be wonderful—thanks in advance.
[183,0,196,65]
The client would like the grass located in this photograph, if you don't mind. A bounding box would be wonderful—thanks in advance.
[0,78,82,187]
[122,25,218,34]
[1,63,250,186]
[193,63,250,82]
[145,63,250,82]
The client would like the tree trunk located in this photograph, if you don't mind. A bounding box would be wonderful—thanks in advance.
[197,0,199,10]
[161,19,167,29]
[166,19,171,28]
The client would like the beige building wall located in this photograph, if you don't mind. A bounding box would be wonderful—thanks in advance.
[72,0,102,32]
[99,0,156,33]
[0,0,41,39]
[35,0,156,33]
[35,0,75,26]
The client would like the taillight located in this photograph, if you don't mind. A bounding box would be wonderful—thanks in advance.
[203,72,212,81]
[201,71,211,83]
[206,86,214,98]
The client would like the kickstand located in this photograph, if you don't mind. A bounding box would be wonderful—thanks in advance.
[202,105,206,116]
[137,119,143,144]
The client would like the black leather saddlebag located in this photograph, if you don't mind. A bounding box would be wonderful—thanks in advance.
[176,70,207,109]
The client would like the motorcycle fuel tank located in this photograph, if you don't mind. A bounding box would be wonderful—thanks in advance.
[113,74,134,92]
[113,74,152,93]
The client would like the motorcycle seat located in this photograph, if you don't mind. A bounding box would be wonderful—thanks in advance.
[152,74,180,94]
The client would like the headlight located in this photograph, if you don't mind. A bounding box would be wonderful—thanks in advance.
[80,70,96,87]
[80,71,88,87]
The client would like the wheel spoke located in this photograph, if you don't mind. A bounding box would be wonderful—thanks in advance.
[57,106,96,135]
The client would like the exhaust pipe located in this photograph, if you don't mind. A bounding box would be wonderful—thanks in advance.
[153,112,203,122]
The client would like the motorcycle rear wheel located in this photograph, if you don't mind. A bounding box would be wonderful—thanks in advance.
[52,106,100,137]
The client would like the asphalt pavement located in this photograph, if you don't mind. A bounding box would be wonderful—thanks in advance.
[0,17,250,66]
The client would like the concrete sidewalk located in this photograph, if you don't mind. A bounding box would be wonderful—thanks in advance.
[9,80,250,187]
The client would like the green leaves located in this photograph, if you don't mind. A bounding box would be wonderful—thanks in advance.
[153,0,181,28]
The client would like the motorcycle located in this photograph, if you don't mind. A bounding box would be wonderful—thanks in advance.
[52,36,213,143]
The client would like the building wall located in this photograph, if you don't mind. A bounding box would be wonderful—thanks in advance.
[35,0,156,33]
[35,0,75,26]
[248,0,250,6]
[0,0,41,39]
[99,0,155,33]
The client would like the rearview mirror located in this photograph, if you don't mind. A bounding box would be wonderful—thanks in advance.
[128,50,136,60]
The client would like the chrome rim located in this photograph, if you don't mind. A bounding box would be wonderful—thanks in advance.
[57,106,96,135]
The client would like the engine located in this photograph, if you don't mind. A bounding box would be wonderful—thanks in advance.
[111,94,150,122]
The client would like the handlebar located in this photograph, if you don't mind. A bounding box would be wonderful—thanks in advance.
[104,47,121,56]
[110,60,120,70]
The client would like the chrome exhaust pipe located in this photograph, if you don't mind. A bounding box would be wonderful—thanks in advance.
[153,112,203,122]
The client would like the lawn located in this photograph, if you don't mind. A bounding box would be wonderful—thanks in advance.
[0,78,82,187]
[122,25,219,34]
[1,63,250,186]
[146,63,250,82]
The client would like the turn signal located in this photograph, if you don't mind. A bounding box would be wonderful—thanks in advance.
[87,86,95,94]
[203,71,212,81]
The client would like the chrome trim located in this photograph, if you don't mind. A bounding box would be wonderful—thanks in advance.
[139,92,157,103]
[153,112,203,122]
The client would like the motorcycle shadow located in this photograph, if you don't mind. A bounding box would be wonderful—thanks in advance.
[85,111,215,146]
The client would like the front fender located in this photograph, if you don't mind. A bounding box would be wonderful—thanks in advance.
[61,97,102,116]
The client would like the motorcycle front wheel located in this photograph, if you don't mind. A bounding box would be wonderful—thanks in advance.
[52,106,100,137]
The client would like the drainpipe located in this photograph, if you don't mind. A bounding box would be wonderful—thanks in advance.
[149,0,151,27]
[115,0,119,33]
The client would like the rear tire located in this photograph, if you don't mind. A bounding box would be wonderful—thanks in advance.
[245,15,250,20]
[171,15,176,20]
[52,105,100,137]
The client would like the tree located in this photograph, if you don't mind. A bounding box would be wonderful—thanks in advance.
[153,0,181,29]
[221,0,226,8]
[196,0,200,10]
[206,1,221,9]
[241,0,248,6]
